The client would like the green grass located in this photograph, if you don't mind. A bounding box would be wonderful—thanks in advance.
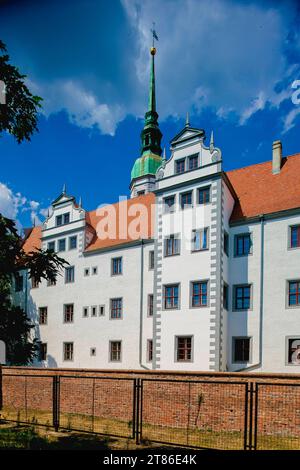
[1,407,299,450]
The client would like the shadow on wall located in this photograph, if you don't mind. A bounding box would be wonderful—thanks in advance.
[27,290,58,368]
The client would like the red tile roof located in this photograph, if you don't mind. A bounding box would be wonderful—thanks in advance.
[22,226,42,253]
[226,153,300,222]
[22,153,300,253]
[85,192,155,252]
[22,193,155,254]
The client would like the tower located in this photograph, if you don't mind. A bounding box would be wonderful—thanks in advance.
[130,43,163,198]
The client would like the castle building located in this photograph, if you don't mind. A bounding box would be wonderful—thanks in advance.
[14,46,300,373]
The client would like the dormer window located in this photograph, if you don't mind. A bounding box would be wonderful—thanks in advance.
[188,154,198,170]
[56,213,70,227]
[175,159,185,174]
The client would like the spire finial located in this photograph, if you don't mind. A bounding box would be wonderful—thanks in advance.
[79,196,82,208]
[210,130,214,151]
[185,112,190,127]
[47,208,50,218]
[163,147,166,160]
[62,183,66,195]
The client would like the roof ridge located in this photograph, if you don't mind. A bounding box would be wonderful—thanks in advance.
[226,152,300,175]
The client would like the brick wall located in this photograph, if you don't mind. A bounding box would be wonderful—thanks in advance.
[1,366,300,448]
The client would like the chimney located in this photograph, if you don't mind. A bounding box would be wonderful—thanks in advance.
[272,140,282,174]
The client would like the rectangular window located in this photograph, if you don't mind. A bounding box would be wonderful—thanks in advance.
[198,186,210,204]
[287,338,300,364]
[63,213,70,224]
[47,277,56,287]
[188,154,198,170]
[224,231,229,256]
[84,268,90,276]
[63,342,73,361]
[99,305,105,316]
[92,266,98,275]
[110,298,123,319]
[234,285,251,310]
[191,281,208,307]
[175,158,185,174]
[180,191,192,209]
[223,284,229,310]
[233,337,250,363]
[164,235,180,256]
[234,233,252,256]
[15,273,23,292]
[164,284,179,309]
[31,277,39,288]
[176,336,192,362]
[149,250,155,270]
[39,307,48,325]
[65,266,75,283]
[64,304,74,323]
[56,215,62,226]
[39,343,47,361]
[110,341,121,362]
[148,294,154,317]
[47,241,55,252]
[91,306,97,317]
[112,257,122,275]
[191,228,208,251]
[290,225,300,248]
[83,307,89,317]
[147,339,153,362]
[288,281,300,306]
[58,238,66,252]
[164,195,175,213]
[69,236,77,250]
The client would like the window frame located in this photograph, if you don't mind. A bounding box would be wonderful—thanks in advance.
[285,336,300,366]
[38,306,48,325]
[148,294,154,317]
[111,257,123,276]
[163,283,180,310]
[149,250,155,270]
[109,340,122,362]
[63,303,74,323]
[191,228,209,252]
[39,343,47,361]
[82,306,89,318]
[180,191,193,210]
[164,234,180,257]
[232,337,252,364]
[69,236,77,250]
[63,342,74,361]
[287,279,300,308]
[47,241,55,252]
[163,195,176,214]
[175,158,186,174]
[190,280,209,308]
[58,238,66,252]
[110,297,123,319]
[175,336,193,363]
[188,154,199,171]
[232,284,253,311]
[147,339,153,362]
[289,225,300,250]
[197,186,211,205]
[223,282,229,310]
[65,266,75,284]
[234,233,252,257]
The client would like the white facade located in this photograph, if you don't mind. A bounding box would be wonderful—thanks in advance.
[13,124,300,373]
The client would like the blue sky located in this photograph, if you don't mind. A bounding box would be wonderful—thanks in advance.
[0,0,299,229]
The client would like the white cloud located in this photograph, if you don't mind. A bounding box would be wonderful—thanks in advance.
[122,0,295,124]
[29,79,126,136]
[282,107,300,133]
[0,182,48,230]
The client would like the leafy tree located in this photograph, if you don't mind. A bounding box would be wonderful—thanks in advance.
[0,40,42,143]
[0,214,68,365]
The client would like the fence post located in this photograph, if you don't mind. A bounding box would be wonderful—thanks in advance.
[52,375,60,432]
[134,379,142,445]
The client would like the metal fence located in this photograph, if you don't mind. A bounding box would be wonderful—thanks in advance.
[0,370,300,450]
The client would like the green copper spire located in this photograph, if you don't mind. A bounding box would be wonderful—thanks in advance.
[140,46,162,157]
[130,29,163,187]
